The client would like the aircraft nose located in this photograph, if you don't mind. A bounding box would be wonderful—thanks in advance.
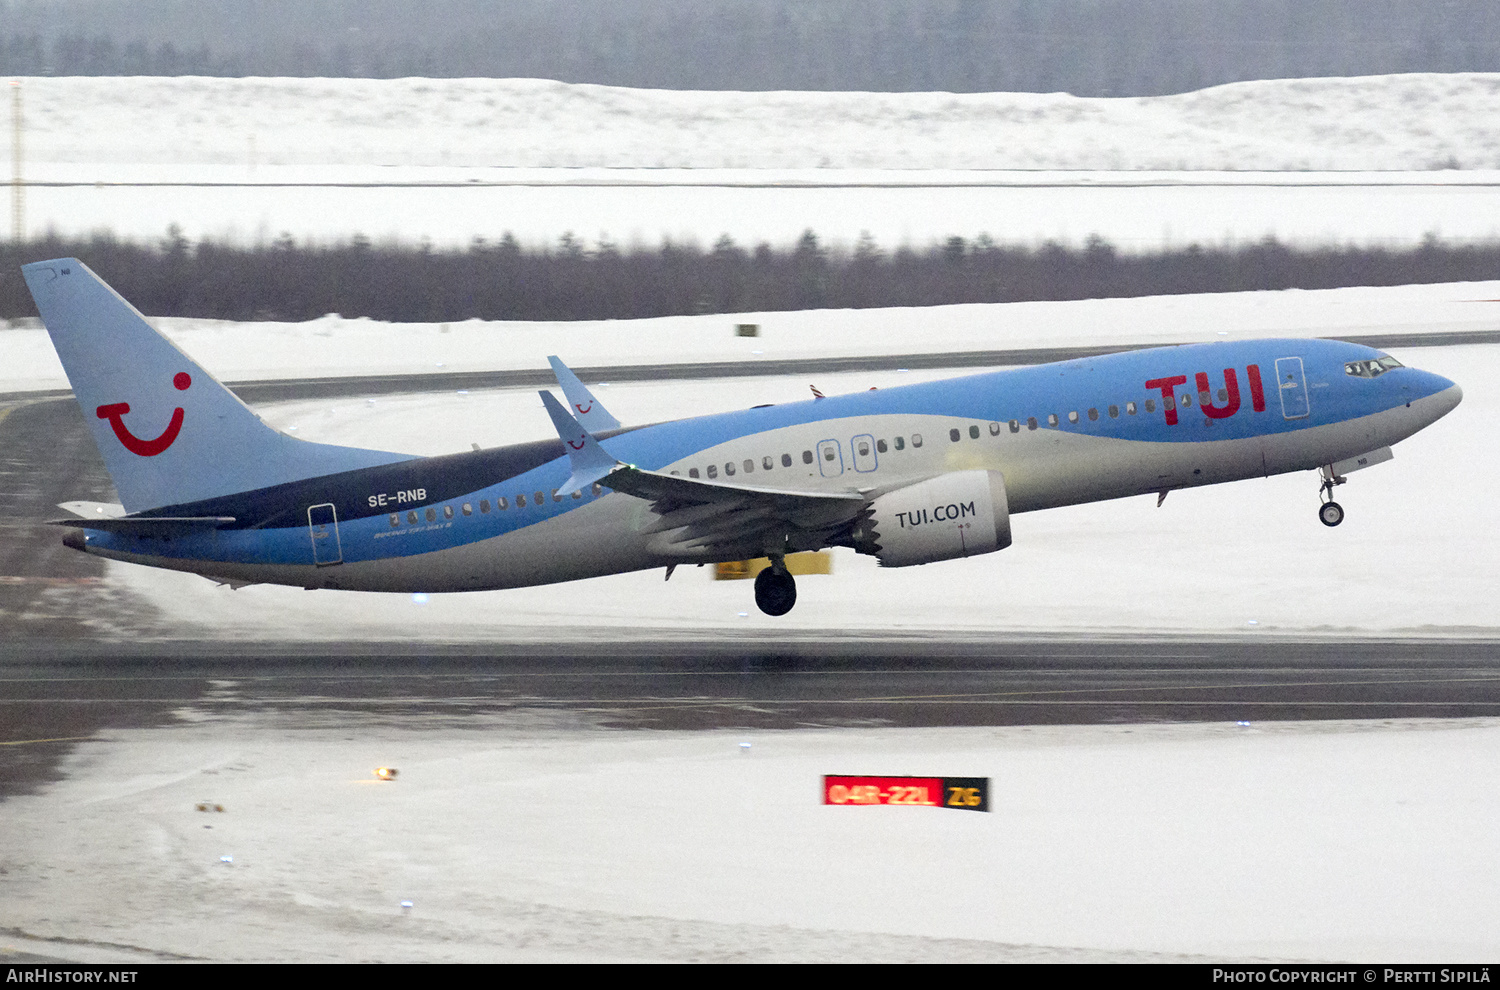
[1410,373,1462,423]
[1431,377,1462,416]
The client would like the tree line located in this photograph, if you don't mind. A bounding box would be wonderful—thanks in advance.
[3,0,1500,97]
[3,229,1497,324]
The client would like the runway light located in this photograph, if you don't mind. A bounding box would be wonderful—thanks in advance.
[739,742,751,753]
[1247,619,1259,625]
[1236,721,1251,727]
[374,766,398,780]
[412,593,428,604]
[737,611,749,618]
[400,900,414,911]
[219,854,233,864]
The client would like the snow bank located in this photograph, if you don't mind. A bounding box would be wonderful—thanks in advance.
[12,74,1500,171]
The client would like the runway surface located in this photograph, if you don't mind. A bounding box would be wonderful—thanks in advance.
[4,637,1500,803]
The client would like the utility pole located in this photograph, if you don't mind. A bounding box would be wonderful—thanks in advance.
[10,80,21,244]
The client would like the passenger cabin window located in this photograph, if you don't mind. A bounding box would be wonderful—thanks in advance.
[689,468,700,478]
[443,505,454,519]
[426,507,437,522]
[1048,414,1059,427]
[894,437,905,450]
[1009,420,1020,433]
[1087,408,1099,421]
[1146,399,1156,413]
[763,456,774,470]
[592,483,604,496]
[572,489,582,499]
[969,425,980,439]
[1126,402,1137,415]
[534,491,545,505]
[483,499,493,512]
[781,453,792,467]
[1108,405,1119,418]
[989,422,1001,436]
[389,514,400,527]
[725,462,736,476]
[551,489,563,502]
[950,428,961,443]
[707,465,718,479]
[1026,417,1037,431]
[912,433,924,447]
[1180,394,1192,407]
[496,497,506,510]
[408,511,418,524]
[803,450,814,464]
[517,494,527,507]
[1068,411,1079,424]
[876,439,888,453]
[744,459,754,473]
[462,503,472,516]
[856,440,871,456]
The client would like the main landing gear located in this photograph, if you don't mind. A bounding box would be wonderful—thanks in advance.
[754,560,797,616]
[1318,465,1346,528]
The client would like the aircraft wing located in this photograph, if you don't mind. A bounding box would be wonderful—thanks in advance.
[603,465,865,557]
[540,390,865,557]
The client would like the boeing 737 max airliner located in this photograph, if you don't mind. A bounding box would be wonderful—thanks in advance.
[23,259,1462,616]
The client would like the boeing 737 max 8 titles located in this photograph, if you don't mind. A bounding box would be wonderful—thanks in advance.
[23,260,1462,615]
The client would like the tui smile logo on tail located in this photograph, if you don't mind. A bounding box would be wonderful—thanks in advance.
[95,372,191,457]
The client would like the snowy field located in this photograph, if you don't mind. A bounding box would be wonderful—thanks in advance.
[22,169,1500,251]
[14,74,1500,171]
[4,281,1493,641]
[10,73,1500,246]
[7,717,1500,962]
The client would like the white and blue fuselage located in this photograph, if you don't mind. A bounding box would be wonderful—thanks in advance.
[70,337,1459,595]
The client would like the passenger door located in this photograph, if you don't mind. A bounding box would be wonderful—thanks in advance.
[307,503,343,566]
[1274,357,1310,420]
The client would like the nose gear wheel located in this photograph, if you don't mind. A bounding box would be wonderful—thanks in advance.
[1317,465,1346,527]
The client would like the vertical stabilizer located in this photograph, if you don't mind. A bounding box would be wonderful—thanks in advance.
[22,259,412,512]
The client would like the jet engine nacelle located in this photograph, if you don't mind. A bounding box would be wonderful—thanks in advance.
[851,470,1011,567]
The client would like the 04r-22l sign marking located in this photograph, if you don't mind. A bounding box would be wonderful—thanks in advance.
[823,776,989,812]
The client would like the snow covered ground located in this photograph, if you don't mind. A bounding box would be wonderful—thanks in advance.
[10,73,1500,246]
[7,716,1500,962]
[23,169,1500,251]
[14,74,1500,171]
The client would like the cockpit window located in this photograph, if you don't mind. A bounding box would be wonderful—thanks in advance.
[1345,355,1404,378]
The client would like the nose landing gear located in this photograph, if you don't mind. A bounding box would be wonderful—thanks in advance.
[753,558,798,616]
[1318,465,1346,527]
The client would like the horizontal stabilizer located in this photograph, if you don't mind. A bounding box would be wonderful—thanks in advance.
[50,515,235,536]
[56,500,127,519]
